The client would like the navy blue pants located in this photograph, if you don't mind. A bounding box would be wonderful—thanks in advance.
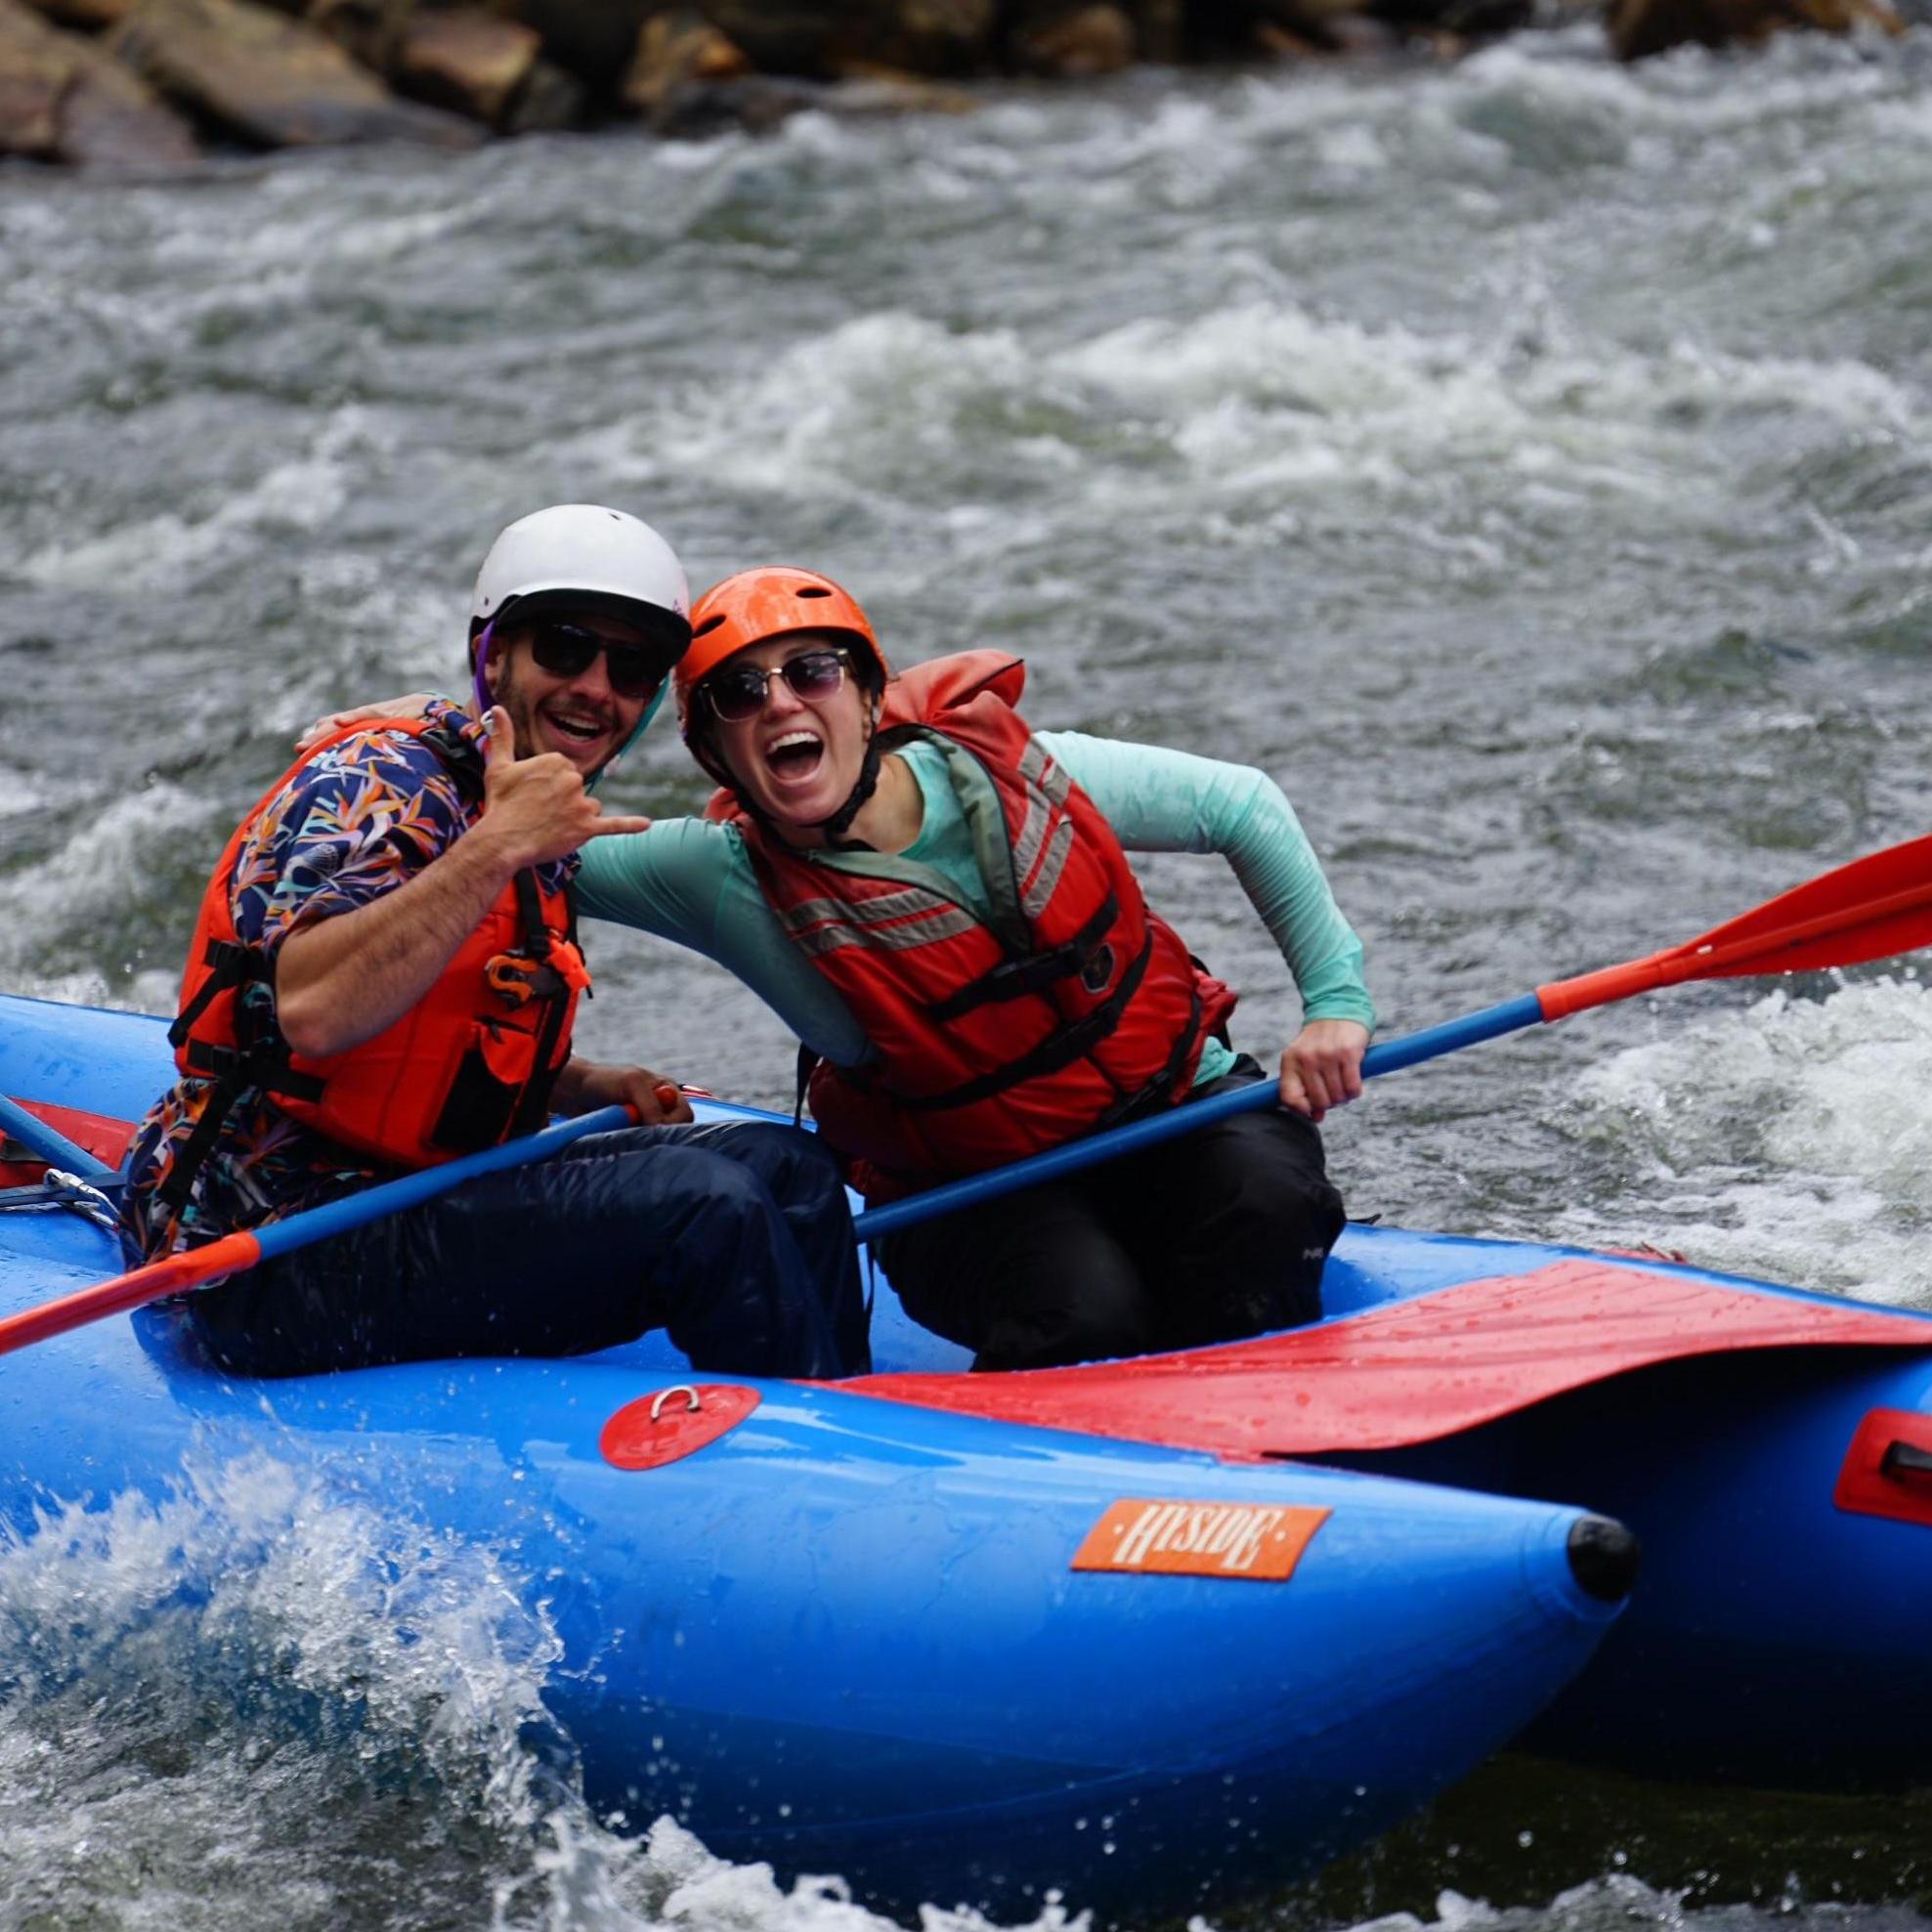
[878,1064,1344,1371]
[186,1121,870,1380]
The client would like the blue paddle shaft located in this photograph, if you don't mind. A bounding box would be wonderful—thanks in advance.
[851,995,1546,1244]
[252,1104,635,1262]
[0,1092,118,1183]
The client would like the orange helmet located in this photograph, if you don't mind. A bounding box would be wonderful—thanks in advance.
[674,567,889,747]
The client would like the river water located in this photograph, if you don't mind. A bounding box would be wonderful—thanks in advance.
[4,21,1932,1931]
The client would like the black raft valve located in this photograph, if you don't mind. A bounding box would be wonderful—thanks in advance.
[1567,1514,1641,1603]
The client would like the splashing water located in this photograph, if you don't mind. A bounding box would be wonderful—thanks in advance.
[1548,976,1932,1305]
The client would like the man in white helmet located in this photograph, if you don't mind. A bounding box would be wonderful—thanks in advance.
[119,505,870,1381]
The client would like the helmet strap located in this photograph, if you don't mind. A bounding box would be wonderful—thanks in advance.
[811,738,882,851]
[471,618,498,720]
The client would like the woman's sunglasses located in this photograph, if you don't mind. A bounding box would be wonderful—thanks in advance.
[528,620,667,701]
[704,648,852,724]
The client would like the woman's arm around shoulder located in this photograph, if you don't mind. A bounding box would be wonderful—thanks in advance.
[575,818,873,1066]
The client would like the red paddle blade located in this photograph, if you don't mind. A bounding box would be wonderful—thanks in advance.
[1681,831,1932,978]
[1540,832,1932,1021]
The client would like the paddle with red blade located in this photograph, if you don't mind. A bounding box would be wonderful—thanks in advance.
[854,832,1932,1244]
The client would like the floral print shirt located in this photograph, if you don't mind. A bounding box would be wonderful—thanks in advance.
[122,702,572,1261]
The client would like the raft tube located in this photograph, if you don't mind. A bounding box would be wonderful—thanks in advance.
[0,993,1629,1920]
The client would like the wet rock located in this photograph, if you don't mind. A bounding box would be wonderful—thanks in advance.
[1606,0,1901,56]
[1133,0,1184,58]
[702,0,998,77]
[1370,0,1531,38]
[686,0,834,71]
[18,0,139,28]
[1321,10,1407,50]
[396,6,541,124]
[648,65,977,134]
[860,0,999,70]
[0,0,198,163]
[0,0,66,155]
[306,0,413,72]
[496,0,649,85]
[107,0,483,145]
[1009,0,1136,75]
[61,27,201,159]
[645,67,818,135]
[503,54,582,130]
[820,67,978,110]
[620,4,750,123]
[1243,0,1388,47]
[1252,13,1327,48]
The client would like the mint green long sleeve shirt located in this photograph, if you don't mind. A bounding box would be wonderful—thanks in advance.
[575,732,1374,1077]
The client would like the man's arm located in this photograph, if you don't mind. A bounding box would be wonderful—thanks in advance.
[276,708,649,1059]
[548,1056,695,1126]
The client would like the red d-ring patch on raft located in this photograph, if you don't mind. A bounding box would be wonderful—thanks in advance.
[838,1263,1932,1459]
[601,1384,761,1469]
[1834,1407,1932,1528]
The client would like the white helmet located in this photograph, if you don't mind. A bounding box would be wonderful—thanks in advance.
[470,502,691,654]
[469,504,692,771]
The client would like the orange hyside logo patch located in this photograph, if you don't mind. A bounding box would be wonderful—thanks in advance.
[1072,1499,1330,1581]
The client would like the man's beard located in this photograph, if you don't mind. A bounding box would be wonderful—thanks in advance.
[488,649,537,758]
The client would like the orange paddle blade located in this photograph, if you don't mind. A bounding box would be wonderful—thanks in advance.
[1540,832,1932,1021]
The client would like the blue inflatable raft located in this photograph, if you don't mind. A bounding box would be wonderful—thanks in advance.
[0,992,1631,1920]
[11,988,1932,1904]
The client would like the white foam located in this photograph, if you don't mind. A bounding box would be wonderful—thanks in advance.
[18,408,389,596]
[0,767,50,819]
[0,783,209,978]
[1452,29,1895,133]
[654,290,1917,545]
[0,1456,1110,1932]
[1553,977,1932,1306]
[653,311,1040,505]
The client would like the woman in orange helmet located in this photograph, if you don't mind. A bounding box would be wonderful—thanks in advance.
[310,564,1374,1371]
[641,567,1371,1370]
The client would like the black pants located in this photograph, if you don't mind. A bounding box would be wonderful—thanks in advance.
[187,1121,871,1381]
[878,1064,1345,1371]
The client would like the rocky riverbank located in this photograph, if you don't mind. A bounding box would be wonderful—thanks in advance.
[0,0,1908,169]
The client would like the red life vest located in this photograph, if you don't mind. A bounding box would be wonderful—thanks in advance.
[721,652,1236,1199]
[160,717,588,1207]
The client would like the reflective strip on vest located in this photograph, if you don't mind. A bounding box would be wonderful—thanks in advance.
[786,898,983,957]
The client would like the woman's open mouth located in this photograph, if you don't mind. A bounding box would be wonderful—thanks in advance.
[763,730,825,784]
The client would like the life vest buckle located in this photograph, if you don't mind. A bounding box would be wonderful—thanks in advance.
[1080,943,1116,993]
[485,953,555,1009]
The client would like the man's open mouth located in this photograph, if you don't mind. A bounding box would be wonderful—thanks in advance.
[543,707,611,749]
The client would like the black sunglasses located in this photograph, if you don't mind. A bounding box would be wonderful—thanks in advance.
[527,620,666,700]
[704,648,853,724]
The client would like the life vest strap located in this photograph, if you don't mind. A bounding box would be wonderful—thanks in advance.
[895,926,1156,1114]
[923,895,1119,1024]
[167,938,266,1051]
[1104,978,1210,1125]
[183,1037,327,1104]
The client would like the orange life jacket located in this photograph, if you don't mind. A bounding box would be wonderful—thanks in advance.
[160,717,588,1208]
[720,652,1236,1200]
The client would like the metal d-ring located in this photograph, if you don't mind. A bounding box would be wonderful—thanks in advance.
[650,1385,702,1423]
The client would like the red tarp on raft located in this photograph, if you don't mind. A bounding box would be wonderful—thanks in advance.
[841,1262,1932,1457]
